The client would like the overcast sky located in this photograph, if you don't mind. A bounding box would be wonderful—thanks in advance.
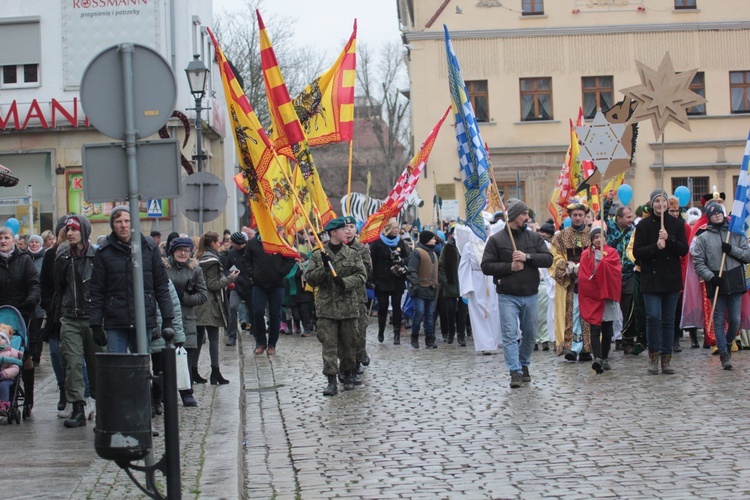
[212,0,403,58]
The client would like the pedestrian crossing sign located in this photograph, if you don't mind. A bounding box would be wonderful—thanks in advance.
[147,199,163,217]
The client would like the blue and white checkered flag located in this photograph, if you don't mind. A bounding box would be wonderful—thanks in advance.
[444,25,490,240]
[728,130,750,236]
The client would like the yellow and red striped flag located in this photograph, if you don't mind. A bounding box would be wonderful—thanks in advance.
[294,21,356,146]
[258,10,336,226]
[360,106,451,243]
[208,27,299,259]
[258,10,305,157]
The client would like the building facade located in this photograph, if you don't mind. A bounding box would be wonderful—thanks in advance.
[0,0,237,239]
[399,0,750,223]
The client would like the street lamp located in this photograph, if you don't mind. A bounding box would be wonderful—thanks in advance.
[185,54,209,234]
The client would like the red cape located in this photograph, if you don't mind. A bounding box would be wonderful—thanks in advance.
[578,244,622,326]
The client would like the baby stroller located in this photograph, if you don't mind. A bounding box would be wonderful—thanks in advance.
[0,305,28,424]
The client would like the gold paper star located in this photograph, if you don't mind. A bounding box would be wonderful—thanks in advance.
[576,110,629,178]
[620,52,706,140]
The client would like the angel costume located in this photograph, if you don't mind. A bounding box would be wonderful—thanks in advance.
[456,221,502,352]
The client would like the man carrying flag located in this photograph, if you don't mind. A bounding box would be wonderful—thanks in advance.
[691,131,750,370]
[359,107,451,244]
[444,25,490,240]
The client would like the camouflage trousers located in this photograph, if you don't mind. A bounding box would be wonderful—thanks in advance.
[355,302,369,363]
[317,317,357,375]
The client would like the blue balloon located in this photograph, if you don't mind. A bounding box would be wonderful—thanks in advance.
[617,184,633,206]
[4,217,20,235]
[674,185,691,207]
[563,217,572,228]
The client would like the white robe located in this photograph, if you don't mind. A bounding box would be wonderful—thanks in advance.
[456,223,502,352]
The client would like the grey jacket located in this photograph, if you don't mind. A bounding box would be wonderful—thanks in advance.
[691,222,750,295]
[153,281,186,353]
[164,257,208,349]
[195,251,232,328]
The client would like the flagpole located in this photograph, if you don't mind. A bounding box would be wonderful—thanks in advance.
[271,151,338,276]
[660,132,665,230]
[346,139,354,215]
[707,231,732,333]
[496,191,516,252]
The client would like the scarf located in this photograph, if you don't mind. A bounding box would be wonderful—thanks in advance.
[0,247,15,260]
[380,233,399,248]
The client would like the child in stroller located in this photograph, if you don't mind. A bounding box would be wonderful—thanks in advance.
[0,324,23,418]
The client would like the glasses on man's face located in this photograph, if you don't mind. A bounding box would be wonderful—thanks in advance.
[174,248,191,254]
[668,209,680,216]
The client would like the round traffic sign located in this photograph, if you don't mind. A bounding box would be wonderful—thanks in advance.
[179,172,228,223]
[80,43,176,140]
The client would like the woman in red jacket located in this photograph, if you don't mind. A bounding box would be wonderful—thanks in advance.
[578,227,622,374]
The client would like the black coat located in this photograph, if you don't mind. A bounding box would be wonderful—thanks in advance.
[0,250,41,321]
[633,214,689,294]
[481,226,553,297]
[242,237,295,289]
[89,233,174,330]
[223,246,253,295]
[369,238,409,293]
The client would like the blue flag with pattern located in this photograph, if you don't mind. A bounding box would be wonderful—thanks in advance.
[728,130,750,237]
[444,25,490,240]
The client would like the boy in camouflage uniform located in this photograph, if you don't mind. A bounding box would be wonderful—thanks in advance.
[304,217,367,396]
[344,215,372,385]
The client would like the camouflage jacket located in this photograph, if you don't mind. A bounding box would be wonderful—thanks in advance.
[348,239,372,303]
[304,243,367,319]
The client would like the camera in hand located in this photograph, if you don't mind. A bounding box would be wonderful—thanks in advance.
[390,249,407,276]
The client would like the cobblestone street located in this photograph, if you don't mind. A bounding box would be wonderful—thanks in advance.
[2,319,750,499]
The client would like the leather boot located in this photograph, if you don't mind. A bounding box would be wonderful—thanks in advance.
[447,332,455,344]
[353,363,362,385]
[425,337,437,349]
[322,374,337,396]
[647,351,660,375]
[22,368,34,413]
[411,334,419,349]
[689,329,700,348]
[457,334,466,347]
[57,383,67,412]
[343,371,355,391]
[192,366,207,384]
[64,401,86,428]
[393,330,401,345]
[210,367,230,385]
[661,354,675,375]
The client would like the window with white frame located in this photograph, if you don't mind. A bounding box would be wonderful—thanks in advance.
[0,17,41,89]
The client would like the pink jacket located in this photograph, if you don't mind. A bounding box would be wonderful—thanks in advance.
[0,346,22,381]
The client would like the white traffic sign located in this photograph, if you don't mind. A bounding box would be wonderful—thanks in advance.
[0,197,30,207]
[147,199,163,217]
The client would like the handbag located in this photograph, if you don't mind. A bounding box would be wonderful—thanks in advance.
[175,346,191,391]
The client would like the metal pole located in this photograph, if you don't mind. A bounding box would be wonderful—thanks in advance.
[119,43,149,355]
[161,331,182,498]
[27,185,33,235]
[195,95,204,235]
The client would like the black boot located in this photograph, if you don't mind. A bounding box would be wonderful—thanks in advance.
[180,390,198,407]
[57,383,67,412]
[343,371,355,391]
[447,332,455,344]
[425,337,438,349]
[353,363,362,385]
[689,329,700,348]
[457,334,466,347]
[192,366,207,384]
[378,330,385,343]
[210,367,230,385]
[411,334,419,349]
[323,374,337,396]
[64,401,86,428]
[22,368,34,416]
[393,330,401,345]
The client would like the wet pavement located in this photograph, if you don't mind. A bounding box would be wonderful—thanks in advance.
[2,319,750,499]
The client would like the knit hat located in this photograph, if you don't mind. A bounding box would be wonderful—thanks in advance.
[230,231,246,245]
[419,230,436,246]
[590,227,602,241]
[109,205,130,230]
[506,198,529,222]
[649,189,667,206]
[169,237,194,255]
[539,222,555,235]
[54,214,70,236]
[705,201,724,220]
[66,217,81,231]
[28,234,43,246]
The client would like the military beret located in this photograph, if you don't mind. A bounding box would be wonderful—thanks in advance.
[324,217,346,232]
[343,215,357,225]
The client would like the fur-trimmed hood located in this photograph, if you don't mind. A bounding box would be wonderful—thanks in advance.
[164,256,199,270]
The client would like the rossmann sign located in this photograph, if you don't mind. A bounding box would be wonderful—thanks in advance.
[0,99,89,131]
[71,0,149,8]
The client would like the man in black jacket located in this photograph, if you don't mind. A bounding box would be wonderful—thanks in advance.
[481,198,553,388]
[223,231,253,347]
[88,205,174,354]
[243,233,296,355]
[55,214,102,428]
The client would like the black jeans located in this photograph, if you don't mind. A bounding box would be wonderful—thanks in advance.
[444,296,467,338]
[590,321,614,360]
[376,290,403,334]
